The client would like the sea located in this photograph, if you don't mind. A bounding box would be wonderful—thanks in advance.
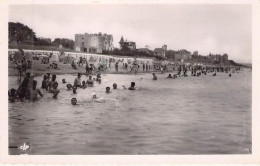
[8,69,252,154]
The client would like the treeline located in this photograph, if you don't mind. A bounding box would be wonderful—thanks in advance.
[9,22,74,50]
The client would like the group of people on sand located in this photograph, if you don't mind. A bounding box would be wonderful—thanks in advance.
[15,58,33,79]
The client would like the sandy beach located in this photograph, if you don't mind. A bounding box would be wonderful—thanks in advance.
[8,60,159,77]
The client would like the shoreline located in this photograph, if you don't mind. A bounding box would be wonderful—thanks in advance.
[8,66,166,77]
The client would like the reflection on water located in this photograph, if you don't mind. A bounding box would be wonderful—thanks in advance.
[9,70,252,154]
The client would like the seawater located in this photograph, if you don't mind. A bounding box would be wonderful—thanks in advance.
[8,70,252,154]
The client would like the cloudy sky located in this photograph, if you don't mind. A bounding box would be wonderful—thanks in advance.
[9,4,251,63]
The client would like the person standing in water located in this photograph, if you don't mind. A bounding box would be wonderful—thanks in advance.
[128,82,136,90]
[50,82,60,98]
[153,73,157,80]
[17,72,31,99]
[46,74,57,91]
[74,73,82,87]
[86,75,94,87]
[106,87,111,94]
[28,80,43,101]
[113,83,117,89]
[41,75,48,89]
[115,62,119,72]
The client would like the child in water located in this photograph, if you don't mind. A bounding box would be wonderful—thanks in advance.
[153,73,157,80]
[28,80,43,101]
[41,75,48,89]
[81,81,87,89]
[67,84,72,90]
[71,98,77,105]
[8,89,18,102]
[74,73,82,87]
[106,87,111,94]
[62,79,66,83]
[50,82,60,98]
[96,73,102,84]
[87,75,94,87]
[72,85,77,94]
[128,82,136,90]
[166,74,173,78]
[71,98,83,107]
[113,83,117,89]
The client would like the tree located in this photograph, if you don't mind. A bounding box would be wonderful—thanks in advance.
[166,50,177,60]
[52,38,75,50]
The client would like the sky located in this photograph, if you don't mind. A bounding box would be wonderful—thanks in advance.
[9,4,252,63]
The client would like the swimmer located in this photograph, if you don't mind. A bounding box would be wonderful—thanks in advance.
[41,75,48,89]
[97,77,101,84]
[74,73,81,87]
[229,73,232,77]
[113,83,117,89]
[62,79,66,83]
[46,74,57,91]
[71,98,77,105]
[213,73,217,76]
[91,93,106,103]
[28,80,43,101]
[8,88,18,102]
[81,81,87,89]
[67,84,72,90]
[87,75,94,87]
[128,82,136,90]
[166,74,173,78]
[51,82,60,98]
[92,93,97,99]
[72,85,77,94]
[47,73,51,80]
[71,97,83,107]
[106,87,111,93]
[96,73,101,83]
[152,73,157,80]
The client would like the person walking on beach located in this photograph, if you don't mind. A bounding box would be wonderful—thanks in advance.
[115,62,119,72]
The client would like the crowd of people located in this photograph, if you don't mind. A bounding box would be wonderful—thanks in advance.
[8,71,137,103]
[9,62,237,103]
[14,58,33,79]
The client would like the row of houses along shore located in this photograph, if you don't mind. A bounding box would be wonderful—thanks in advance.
[74,32,228,63]
[74,32,168,57]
